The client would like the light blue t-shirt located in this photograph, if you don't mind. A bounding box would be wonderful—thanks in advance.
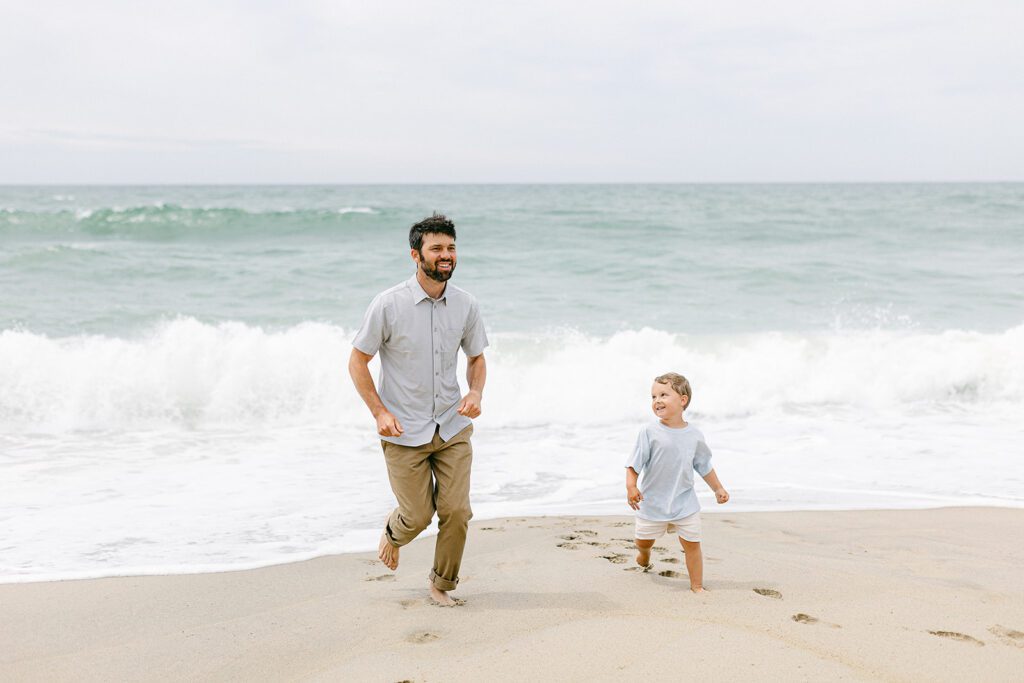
[625,421,713,521]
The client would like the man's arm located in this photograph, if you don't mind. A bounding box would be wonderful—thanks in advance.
[456,353,486,418]
[701,468,729,504]
[348,347,403,437]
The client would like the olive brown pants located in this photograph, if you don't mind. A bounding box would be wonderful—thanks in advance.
[381,424,473,591]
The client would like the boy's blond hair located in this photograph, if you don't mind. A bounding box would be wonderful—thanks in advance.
[654,372,692,408]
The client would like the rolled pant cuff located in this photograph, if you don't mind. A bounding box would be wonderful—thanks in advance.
[429,570,458,592]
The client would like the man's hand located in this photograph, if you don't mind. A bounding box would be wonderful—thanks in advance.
[376,410,404,437]
[456,389,482,418]
[627,485,644,510]
[715,488,730,504]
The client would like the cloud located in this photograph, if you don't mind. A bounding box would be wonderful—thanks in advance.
[1,1,1022,182]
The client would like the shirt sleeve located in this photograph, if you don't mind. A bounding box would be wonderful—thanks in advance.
[693,432,713,477]
[460,296,489,357]
[352,294,388,356]
[624,425,651,473]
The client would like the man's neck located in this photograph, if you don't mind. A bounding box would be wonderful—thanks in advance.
[416,269,447,300]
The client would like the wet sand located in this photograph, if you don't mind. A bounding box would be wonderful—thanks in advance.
[2,508,1022,682]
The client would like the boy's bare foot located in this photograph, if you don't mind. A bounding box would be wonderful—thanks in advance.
[636,546,651,568]
[429,583,463,607]
[378,533,399,570]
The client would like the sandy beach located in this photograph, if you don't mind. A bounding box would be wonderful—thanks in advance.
[2,507,1022,682]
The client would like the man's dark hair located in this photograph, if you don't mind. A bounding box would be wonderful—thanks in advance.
[409,213,456,252]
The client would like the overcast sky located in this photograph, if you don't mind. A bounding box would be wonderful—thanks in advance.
[1,1,1021,183]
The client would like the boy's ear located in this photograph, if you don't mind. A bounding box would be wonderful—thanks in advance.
[681,395,690,410]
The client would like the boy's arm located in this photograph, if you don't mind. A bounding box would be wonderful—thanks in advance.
[701,468,729,504]
[626,467,643,510]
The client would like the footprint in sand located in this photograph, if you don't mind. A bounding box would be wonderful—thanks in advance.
[599,553,629,564]
[661,557,680,564]
[658,570,682,578]
[573,529,598,537]
[560,534,580,541]
[754,588,783,599]
[611,521,632,527]
[399,599,423,609]
[556,542,579,550]
[480,526,504,532]
[365,575,395,582]
[583,541,612,548]
[406,632,440,644]
[989,625,1024,648]
[928,630,984,646]
[792,613,842,628]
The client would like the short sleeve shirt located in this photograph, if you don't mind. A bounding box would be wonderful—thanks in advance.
[624,421,713,521]
[352,275,488,446]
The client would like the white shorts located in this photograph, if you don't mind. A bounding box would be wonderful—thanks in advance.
[635,512,702,542]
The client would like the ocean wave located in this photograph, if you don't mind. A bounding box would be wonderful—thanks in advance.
[1,320,1022,432]
[0,204,382,239]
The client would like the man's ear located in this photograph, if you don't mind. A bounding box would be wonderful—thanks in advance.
[410,248,421,264]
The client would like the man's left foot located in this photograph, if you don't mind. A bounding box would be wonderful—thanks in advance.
[429,582,464,607]
[690,586,706,593]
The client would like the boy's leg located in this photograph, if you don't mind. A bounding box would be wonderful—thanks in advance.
[679,538,704,591]
[380,438,437,569]
[635,539,655,568]
[428,424,474,597]
[633,517,663,568]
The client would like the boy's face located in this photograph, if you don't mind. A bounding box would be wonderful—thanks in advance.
[651,381,688,419]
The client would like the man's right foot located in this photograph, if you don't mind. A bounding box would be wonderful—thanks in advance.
[429,582,463,607]
[378,533,399,570]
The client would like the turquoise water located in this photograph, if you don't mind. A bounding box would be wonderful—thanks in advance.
[3,184,1022,336]
[2,184,1022,582]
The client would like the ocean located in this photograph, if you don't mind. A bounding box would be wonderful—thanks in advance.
[2,183,1022,583]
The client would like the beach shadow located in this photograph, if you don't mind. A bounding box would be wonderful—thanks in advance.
[466,591,621,612]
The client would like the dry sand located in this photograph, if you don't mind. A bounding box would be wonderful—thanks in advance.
[2,507,1022,682]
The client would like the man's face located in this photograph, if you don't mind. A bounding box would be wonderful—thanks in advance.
[413,233,457,283]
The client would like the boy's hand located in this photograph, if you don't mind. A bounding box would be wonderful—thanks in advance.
[714,488,730,504]
[627,486,644,510]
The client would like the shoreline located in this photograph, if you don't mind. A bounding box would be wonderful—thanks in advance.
[3,508,1023,681]
[4,503,1023,587]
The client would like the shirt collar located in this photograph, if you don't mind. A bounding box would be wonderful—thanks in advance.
[407,274,447,303]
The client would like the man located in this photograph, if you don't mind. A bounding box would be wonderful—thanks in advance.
[349,213,487,607]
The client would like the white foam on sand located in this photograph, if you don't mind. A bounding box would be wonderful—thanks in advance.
[2,319,1022,582]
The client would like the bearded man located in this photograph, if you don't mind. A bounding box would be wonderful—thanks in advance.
[349,213,488,606]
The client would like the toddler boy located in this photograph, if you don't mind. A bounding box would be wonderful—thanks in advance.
[626,372,729,592]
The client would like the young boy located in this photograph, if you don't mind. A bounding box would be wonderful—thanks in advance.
[626,372,729,592]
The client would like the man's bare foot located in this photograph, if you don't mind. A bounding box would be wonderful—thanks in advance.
[378,533,399,570]
[690,586,706,593]
[429,583,463,607]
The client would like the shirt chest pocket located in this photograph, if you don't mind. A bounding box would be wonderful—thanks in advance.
[439,326,463,369]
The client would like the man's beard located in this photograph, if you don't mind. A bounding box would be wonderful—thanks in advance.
[421,258,455,282]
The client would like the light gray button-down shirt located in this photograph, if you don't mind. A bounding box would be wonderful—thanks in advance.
[353,274,489,446]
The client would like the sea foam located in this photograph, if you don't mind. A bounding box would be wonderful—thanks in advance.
[2,319,1021,432]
